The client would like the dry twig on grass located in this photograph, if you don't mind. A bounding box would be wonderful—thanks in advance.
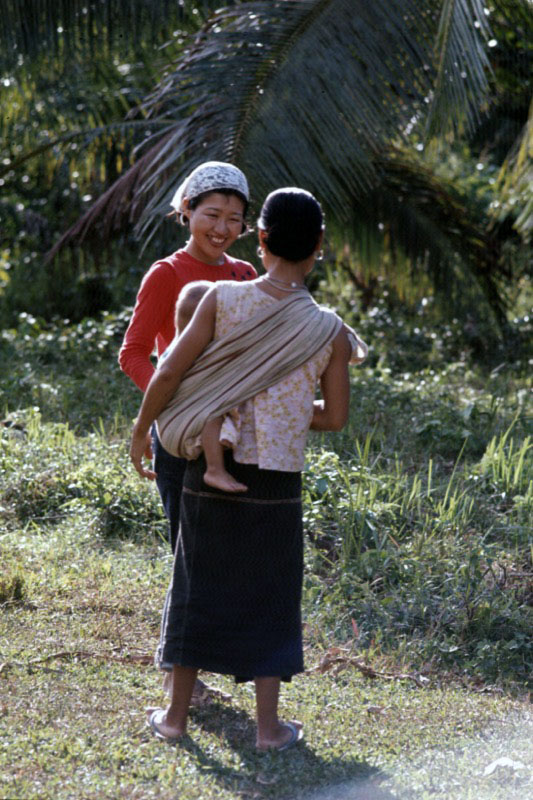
[0,648,153,675]
[308,647,428,688]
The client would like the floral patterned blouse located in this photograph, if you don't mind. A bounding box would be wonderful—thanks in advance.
[215,281,332,471]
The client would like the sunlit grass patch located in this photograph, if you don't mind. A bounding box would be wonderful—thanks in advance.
[1,473,531,799]
[382,710,533,800]
[0,640,528,800]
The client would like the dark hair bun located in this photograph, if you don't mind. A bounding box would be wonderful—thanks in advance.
[258,188,323,262]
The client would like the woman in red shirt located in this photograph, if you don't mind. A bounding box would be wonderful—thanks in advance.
[120,162,256,705]
[119,162,256,554]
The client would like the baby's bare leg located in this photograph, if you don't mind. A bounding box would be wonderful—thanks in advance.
[202,417,247,493]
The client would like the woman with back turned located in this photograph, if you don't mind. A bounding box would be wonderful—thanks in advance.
[130,187,367,750]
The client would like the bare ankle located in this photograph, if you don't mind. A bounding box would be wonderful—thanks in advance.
[256,720,303,751]
[203,467,247,493]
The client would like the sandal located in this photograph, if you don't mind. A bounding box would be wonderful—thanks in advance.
[147,708,182,744]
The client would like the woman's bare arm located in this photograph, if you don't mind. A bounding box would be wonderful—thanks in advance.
[310,327,351,432]
[130,288,217,478]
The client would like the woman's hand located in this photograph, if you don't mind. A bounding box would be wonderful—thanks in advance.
[130,428,157,480]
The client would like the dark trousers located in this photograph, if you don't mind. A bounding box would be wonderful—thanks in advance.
[152,426,187,554]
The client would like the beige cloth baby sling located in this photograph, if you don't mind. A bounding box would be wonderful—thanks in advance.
[156,287,344,458]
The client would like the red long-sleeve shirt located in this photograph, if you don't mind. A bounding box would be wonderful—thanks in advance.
[119,249,257,391]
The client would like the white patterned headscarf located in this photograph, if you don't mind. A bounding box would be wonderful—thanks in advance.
[170,161,249,214]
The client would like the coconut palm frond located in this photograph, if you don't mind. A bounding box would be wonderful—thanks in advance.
[130,0,492,235]
[328,150,507,320]
[32,0,497,303]
[49,0,433,247]
[130,0,431,235]
[0,0,225,73]
[9,0,494,238]
[493,98,533,242]
[380,153,506,316]
[425,0,492,138]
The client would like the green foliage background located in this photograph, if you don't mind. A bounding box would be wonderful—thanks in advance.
[0,0,531,327]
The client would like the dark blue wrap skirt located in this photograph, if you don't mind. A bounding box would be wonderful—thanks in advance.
[156,451,304,682]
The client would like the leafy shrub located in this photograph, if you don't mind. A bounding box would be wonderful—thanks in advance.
[1,410,166,541]
[65,454,167,540]
[0,310,139,430]
[315,268,533,374]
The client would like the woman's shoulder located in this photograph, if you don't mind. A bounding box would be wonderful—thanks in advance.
[142,251,184,283]
[137,256,183,300]
[215,279,257,299]
[224,254,257,279]
[214,281,262,335]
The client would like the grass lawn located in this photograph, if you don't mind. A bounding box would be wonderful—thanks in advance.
[1,519,531,800]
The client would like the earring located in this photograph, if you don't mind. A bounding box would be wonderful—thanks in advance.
[257,245,264,258]
[316,249,324,261]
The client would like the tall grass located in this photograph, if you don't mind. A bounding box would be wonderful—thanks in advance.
[302,405,532,682]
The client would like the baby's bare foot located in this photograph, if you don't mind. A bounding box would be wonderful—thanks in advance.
[204,468,247,493]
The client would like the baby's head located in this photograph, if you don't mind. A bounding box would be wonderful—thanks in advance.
[175,281,212,333]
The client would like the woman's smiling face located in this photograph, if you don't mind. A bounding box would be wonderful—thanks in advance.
[184,192,245,265]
